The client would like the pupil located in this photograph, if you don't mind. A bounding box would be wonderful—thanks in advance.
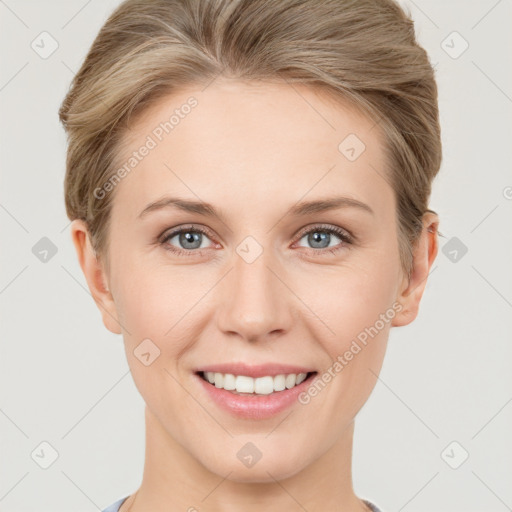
[310,231,329,248]
[180,231,201,249]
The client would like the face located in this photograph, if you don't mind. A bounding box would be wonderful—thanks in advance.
[78,79,418,482]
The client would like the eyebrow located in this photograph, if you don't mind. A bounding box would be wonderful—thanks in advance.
[138,195,374,221]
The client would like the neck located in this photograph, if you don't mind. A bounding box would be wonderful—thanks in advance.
[122,406,369,512]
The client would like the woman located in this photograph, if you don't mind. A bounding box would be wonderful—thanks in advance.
[59,0,441,510]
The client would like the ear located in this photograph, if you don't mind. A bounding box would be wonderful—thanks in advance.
[70,219,122,335]
[392,211,439,327]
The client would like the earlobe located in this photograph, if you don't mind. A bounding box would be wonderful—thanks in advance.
[391,212,439,328]
[70,219,123,335]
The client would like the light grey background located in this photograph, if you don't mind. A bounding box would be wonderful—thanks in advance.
[0,1,511,511]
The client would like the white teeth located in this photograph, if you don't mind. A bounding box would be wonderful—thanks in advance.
[223,373,236,390]
[214,372,224,388]
[201,371,310,394]
[235,375,254,393]
[285,374,296,389]
[296,373,307,385]
[273,374,286,391]
[254,376,274,395]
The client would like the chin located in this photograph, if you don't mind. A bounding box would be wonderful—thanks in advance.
[200,449,308,484]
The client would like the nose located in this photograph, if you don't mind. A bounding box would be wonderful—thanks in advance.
[216,246,295,343]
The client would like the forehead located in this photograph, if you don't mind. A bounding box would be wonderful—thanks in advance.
[112,78,394,221]
[123,78,380,153]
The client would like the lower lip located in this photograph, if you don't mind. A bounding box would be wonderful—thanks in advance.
[195,372,316,420]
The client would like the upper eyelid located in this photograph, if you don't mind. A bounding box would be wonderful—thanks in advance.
[295,223,352,239]
[160,224,215,241]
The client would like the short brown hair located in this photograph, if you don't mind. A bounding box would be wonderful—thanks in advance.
[59,0,442,280]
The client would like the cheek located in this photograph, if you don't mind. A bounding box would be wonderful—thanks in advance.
[111,262,216,400]
[112,267,196,415]
[301,257,399,352]
[303,253,399,417]
[113,260,207,338]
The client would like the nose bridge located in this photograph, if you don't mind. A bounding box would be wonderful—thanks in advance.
[216,241,292,341]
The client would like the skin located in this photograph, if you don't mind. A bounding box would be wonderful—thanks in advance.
[71,78,438,512]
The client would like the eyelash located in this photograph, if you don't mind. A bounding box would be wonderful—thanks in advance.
[159,223,353,257]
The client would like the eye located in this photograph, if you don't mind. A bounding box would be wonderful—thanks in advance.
[294,224,353,255]
[159,223,353,257]
[160,225,216,256]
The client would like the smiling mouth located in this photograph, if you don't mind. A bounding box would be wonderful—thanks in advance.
[196,370,317,395]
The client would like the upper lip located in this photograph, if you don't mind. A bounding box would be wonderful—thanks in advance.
[195,362,316,378]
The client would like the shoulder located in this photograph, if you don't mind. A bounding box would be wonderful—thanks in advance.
[102,496,381,512]
[363,499,384,512]
[102,496,129,512]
